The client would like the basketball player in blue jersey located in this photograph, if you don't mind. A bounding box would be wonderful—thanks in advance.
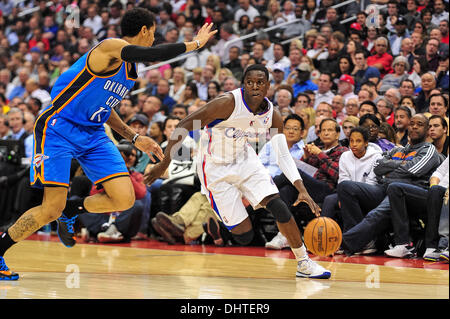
[0,8,217,280]
[145,64,331,279]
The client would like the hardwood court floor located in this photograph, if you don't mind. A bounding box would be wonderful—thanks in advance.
[1,234,448,299]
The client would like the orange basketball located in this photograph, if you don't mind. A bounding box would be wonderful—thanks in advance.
[303,217,342,256]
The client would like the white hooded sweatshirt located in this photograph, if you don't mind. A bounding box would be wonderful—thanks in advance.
[338,143,383,185]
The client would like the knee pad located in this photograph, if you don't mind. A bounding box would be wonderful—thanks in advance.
[265,196,292,223]
[232,229,254,246]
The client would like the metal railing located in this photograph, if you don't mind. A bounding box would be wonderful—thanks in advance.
[17,1,53,17]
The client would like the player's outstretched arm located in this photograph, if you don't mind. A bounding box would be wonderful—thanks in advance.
[270,109,321,216]
[143,93,235,185]
[88,23,217,74]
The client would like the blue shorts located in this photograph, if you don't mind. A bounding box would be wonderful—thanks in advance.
[30,114,128,189]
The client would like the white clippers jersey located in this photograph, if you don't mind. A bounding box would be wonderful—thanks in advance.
[198,88,274,164]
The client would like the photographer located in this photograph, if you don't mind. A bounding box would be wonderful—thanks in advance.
[78,140,147,243]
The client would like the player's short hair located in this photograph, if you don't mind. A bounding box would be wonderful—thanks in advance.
[121,8,156,37]
[242,64,269,82]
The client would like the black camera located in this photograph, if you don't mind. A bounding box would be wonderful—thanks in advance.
[117,139,136,157]
[0,140,22,165]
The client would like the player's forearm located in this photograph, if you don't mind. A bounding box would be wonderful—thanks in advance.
[106,110,137,141]
[121,41,199,63]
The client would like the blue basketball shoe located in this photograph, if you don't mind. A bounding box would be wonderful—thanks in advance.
[0,256,19,280]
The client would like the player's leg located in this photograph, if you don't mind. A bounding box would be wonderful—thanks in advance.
[56,135,132,247]
[261,194,331,279]
[0,187,67,280]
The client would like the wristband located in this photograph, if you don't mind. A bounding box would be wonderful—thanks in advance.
[430,183,438,188]
[131,133,140,145]
[195,40,201,49]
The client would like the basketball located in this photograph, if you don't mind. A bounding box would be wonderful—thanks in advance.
[303,217,342,256]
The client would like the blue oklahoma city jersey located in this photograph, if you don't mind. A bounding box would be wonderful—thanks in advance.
[48,44,137,126]
[31,41,137,188]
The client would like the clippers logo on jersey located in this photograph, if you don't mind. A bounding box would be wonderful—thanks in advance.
[224,127,264,141]
[263,117,270,125]
[392,151,417,161]
[33,154,49,168]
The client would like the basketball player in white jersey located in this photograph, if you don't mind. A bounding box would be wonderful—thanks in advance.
[145,64,331,279]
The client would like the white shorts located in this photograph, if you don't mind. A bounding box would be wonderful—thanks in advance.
[197,151,279,230]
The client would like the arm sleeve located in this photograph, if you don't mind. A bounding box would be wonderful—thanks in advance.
[120,43,187,63]
[271,134,302,184]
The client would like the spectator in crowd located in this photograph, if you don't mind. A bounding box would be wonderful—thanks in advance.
[331,95,346,125]
[395,106,412,147]
[384,88,402,110]
[359,100,378,118]
[340,116,360,148]
[367,37,393,78]
[389,16,410,57]
[314,73,334,110]
[177,81,201,108]
[352,50,381,93]
[142,96,167,127]
[428,115,449,158]
[211,22,243,66]
[345,98,360,117]
[427,93,449,120]
[291,63,318,98]
[8,68,30,101]
[377,97,395,126]
[339,114,441,256]
[378,56,410,94]
[169,67,187,103]
[431,0,449,26]
[422,38,441,72]
[415,72,437,113]
[359,114,396,152]
[322,126,383,221]
[337,75,358,104]
[151,192,220,245]
[274,118,348,221]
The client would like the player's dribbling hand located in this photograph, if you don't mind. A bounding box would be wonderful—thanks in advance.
[193,22,218,48]
[134,135,164,163]
[144,162,168,185]
[293,191,322,217]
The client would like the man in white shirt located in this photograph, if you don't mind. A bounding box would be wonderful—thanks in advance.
[234,0,260,22]
[431,0,449,26]
[83,5,103,35]
[211,23,243,65]
[314,73,335,109]
[307,34,329,61]
[266,43,291,72]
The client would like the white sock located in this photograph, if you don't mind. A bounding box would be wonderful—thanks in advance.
[292,244,308,260]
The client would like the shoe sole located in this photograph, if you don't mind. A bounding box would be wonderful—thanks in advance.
[156,213,184,237]
[384,252,416,258]
[0,275,19,280]
[440,254,449,261]
[423,256,441,262]
[296,271,331,279]
[56,219,76,248]
[151,218,176,245]
[265,244,289,250]
[97,236,123,243]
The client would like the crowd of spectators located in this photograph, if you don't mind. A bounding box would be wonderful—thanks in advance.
[0,0,448,261]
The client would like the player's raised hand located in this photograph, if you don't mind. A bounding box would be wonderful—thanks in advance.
[193,23,218,48]
[134,135,164,163]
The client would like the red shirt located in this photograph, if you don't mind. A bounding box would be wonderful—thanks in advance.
[442,34,449,45]
[367,52,393,78]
